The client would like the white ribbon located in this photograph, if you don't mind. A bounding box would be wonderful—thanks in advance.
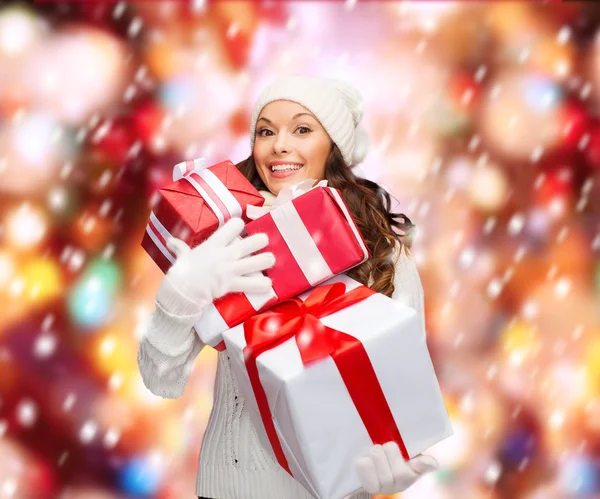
[172,157,206,181]
[246,178,328,220]
[145,211,177,265]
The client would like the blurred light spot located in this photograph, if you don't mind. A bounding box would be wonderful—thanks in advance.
[549,409,565,430]
[100,336,116,356]
[1,478,17,498]
[0,251,15,287]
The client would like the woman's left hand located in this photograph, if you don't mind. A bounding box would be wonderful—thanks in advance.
[355,442,438,495]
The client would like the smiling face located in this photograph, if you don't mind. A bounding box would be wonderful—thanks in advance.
[252,100,333,195]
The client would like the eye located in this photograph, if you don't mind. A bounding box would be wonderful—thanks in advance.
[257,128,274,137]
[296,126,311,134]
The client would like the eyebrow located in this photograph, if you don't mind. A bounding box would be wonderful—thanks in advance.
[257,113,315,124]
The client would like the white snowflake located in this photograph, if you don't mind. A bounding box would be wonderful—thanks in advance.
[33,332,57,359]
[482,216,496,234]
[112,3,126,20]
[508,213,525,236]
[458,247,475,269]
[572,324,584,341]
[486,363,497,380]
[16,399,38,428]
[108,372,124,392]
[344,0,357,11]
[63,393,76,412]
[127,17,143,39]
[79,420,98,444]
[68,249,86,273]
[580,81,592,100]
[104,427,121,448]
[486,278,503,299]
[556,26,571,45]
[474,65,487,83]
[556,226,569,242]
[520,298,538,319]
[578,133,590,151]
[553,277,571,300]
[57,451,69,467]
[530,145,544,163]
[484,461,502,484]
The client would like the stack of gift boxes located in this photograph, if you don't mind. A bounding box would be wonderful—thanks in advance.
[142,158,453,499]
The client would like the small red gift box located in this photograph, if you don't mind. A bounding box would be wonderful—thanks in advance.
[141,158,265,274]
[244,181,370,300]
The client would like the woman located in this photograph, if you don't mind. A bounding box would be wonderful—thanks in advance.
[138,75,439,499]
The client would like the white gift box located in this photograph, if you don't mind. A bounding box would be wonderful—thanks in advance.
[222,274,453,499]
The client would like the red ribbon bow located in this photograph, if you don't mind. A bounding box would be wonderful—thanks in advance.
[243,282,409,477]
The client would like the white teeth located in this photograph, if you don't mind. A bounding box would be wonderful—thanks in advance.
[270,164,303,172]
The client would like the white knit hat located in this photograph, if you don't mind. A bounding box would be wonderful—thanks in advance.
[250,75,369,168]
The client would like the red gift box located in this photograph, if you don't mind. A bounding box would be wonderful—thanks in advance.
[142,158,265,274]
[243,184,370,301]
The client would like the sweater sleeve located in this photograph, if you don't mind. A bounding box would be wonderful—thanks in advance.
[137,274,209,399]
[391,243,427,341]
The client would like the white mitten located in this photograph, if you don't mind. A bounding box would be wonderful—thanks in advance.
[164,218,275,306]
[355,442,438,495]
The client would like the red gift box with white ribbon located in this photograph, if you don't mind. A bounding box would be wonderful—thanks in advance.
[141,158,265,274]
[193,179,370,351]
[222,274,453,499]
[244,179,370,301]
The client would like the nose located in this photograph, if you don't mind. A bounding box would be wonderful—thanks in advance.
[273,132,290,155]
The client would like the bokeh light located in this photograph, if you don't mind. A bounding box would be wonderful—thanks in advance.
[467,163,509,212]
[20,257,65,305]
[4,203,48,250]
[479,71,563,161]
[118,455,164,497]
[23,26,130,125]
[68,258,122,329]
[0,113,68,195]
[0,6,47,58]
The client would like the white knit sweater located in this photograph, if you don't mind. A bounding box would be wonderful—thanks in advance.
[137,235,426,499]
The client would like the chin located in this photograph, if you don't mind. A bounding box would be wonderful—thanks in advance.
[262,170,309,195]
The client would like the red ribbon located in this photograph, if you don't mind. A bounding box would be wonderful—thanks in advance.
[243,282,409,477]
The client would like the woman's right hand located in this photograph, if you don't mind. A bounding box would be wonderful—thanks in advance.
[164,218,275,306]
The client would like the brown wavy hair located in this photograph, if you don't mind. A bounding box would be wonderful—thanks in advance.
[236,145,415,297]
